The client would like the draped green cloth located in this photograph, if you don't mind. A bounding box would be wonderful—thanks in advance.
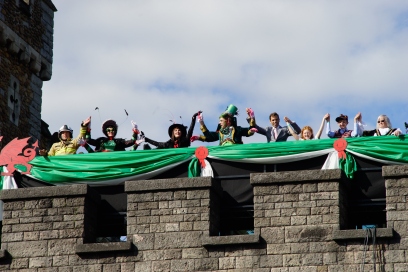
[15,135,408,186]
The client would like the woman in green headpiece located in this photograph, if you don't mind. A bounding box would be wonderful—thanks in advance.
[190,104,256,146]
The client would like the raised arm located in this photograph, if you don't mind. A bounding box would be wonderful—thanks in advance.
[315,114,328,139]
[287,122,300,140]
[351,112,363,137]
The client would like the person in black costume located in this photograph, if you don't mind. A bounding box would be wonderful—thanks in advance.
[143,112,199,149]
[86,119,141,152]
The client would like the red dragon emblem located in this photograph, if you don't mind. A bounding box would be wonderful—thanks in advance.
[0,136,38,176]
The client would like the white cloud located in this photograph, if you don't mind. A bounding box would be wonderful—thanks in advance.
[42,0,408,148]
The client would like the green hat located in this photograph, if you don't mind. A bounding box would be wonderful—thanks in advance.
[220,104,238,117]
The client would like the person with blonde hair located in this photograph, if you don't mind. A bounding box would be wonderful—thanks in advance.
[361,114,403,136]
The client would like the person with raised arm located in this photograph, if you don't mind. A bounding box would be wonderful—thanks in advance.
[190,104,256,146]
[142,111,200,149]
[288,114,327,140]
[86,119,143,152]
[325,113,360,138]
[246,109,301,142]
[360,114,403,137]
[39,117,91,156]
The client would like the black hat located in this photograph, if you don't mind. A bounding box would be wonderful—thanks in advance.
[168,124,187,138]
[335,114,348,123]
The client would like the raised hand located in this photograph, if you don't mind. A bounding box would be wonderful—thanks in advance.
[197,112,204,122]
[193,111,202,118]
[190,135,199,142]
[131,120,140,134]
[82,116,91,127]
[246,108,255,118]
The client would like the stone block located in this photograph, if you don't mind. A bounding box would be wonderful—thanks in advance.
[1,232,24,242]
[194,257,218,271]
[264,195,284,203]
[302,253,323,265]
[24,231,40,241]
[158,201,169,209]
[154,231,203,249]
[154,191,173,201]
[165,223,180,232]
[261,227,285,244]
[285,226,330,243]
[174,190,187,200]
[53,256,69,267]
[102,264,121,272]
[290,243,309,254]
[303,183,318,193]
[10,258,29,269]
[182,248,208,259]
[255,217,271,227]
[180,221,193,231]
[291,216,307,226]
[267,243,291,255]
[170,259,195,272]
[168,200,182,208]
[187,189,210,199]
[270,216,291,227]
[219,257,235,269]
[132,233,154,250]
[48,239,77,256]
[181,199,201,208]
[150,223,166,233]
[29,257,53,268]
[283,254,302,267]
[236,255,260,268]
[6,241,48,257]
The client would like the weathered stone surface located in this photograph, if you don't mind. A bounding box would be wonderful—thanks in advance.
[251,169,342,184]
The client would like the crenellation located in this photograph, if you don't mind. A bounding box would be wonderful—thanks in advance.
[1,167,408,270]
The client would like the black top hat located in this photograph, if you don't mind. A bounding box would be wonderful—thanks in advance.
[168,124,187,138]
[335,114,348,122]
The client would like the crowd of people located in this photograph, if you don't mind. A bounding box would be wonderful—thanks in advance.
[39,104,405,156]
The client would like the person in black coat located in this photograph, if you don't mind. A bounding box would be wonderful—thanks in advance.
[86,119,140,152]
[143,112,199,149]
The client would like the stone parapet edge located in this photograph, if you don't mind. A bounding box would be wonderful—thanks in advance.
[251,169,342,185]
[76,241,132,254]
[332,228,393,240]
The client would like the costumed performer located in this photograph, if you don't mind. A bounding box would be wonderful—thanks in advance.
[142,111,200,149]
[39,116,91,156]
[190,104,256,146]
[86,119,144,152]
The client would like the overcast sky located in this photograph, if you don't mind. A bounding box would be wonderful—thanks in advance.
[41,1,408,148]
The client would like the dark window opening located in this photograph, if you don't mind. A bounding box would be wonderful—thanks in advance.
[93,185,127,242]
[18,0,31,16]
[340,156,387,229]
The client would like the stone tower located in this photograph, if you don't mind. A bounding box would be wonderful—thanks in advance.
[0,0,56,149]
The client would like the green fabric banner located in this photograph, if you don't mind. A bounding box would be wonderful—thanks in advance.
[9,135,407,186]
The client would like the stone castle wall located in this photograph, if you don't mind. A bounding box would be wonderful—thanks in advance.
[0,0,56,148]
[0,166,407,271]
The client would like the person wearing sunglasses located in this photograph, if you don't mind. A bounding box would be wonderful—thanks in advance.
[86,119,143,152]
[361,114,403,136]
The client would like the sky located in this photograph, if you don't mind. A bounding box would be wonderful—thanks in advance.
[41,0,408,149]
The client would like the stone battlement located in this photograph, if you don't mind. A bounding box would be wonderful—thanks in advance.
[0,166,407,271]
